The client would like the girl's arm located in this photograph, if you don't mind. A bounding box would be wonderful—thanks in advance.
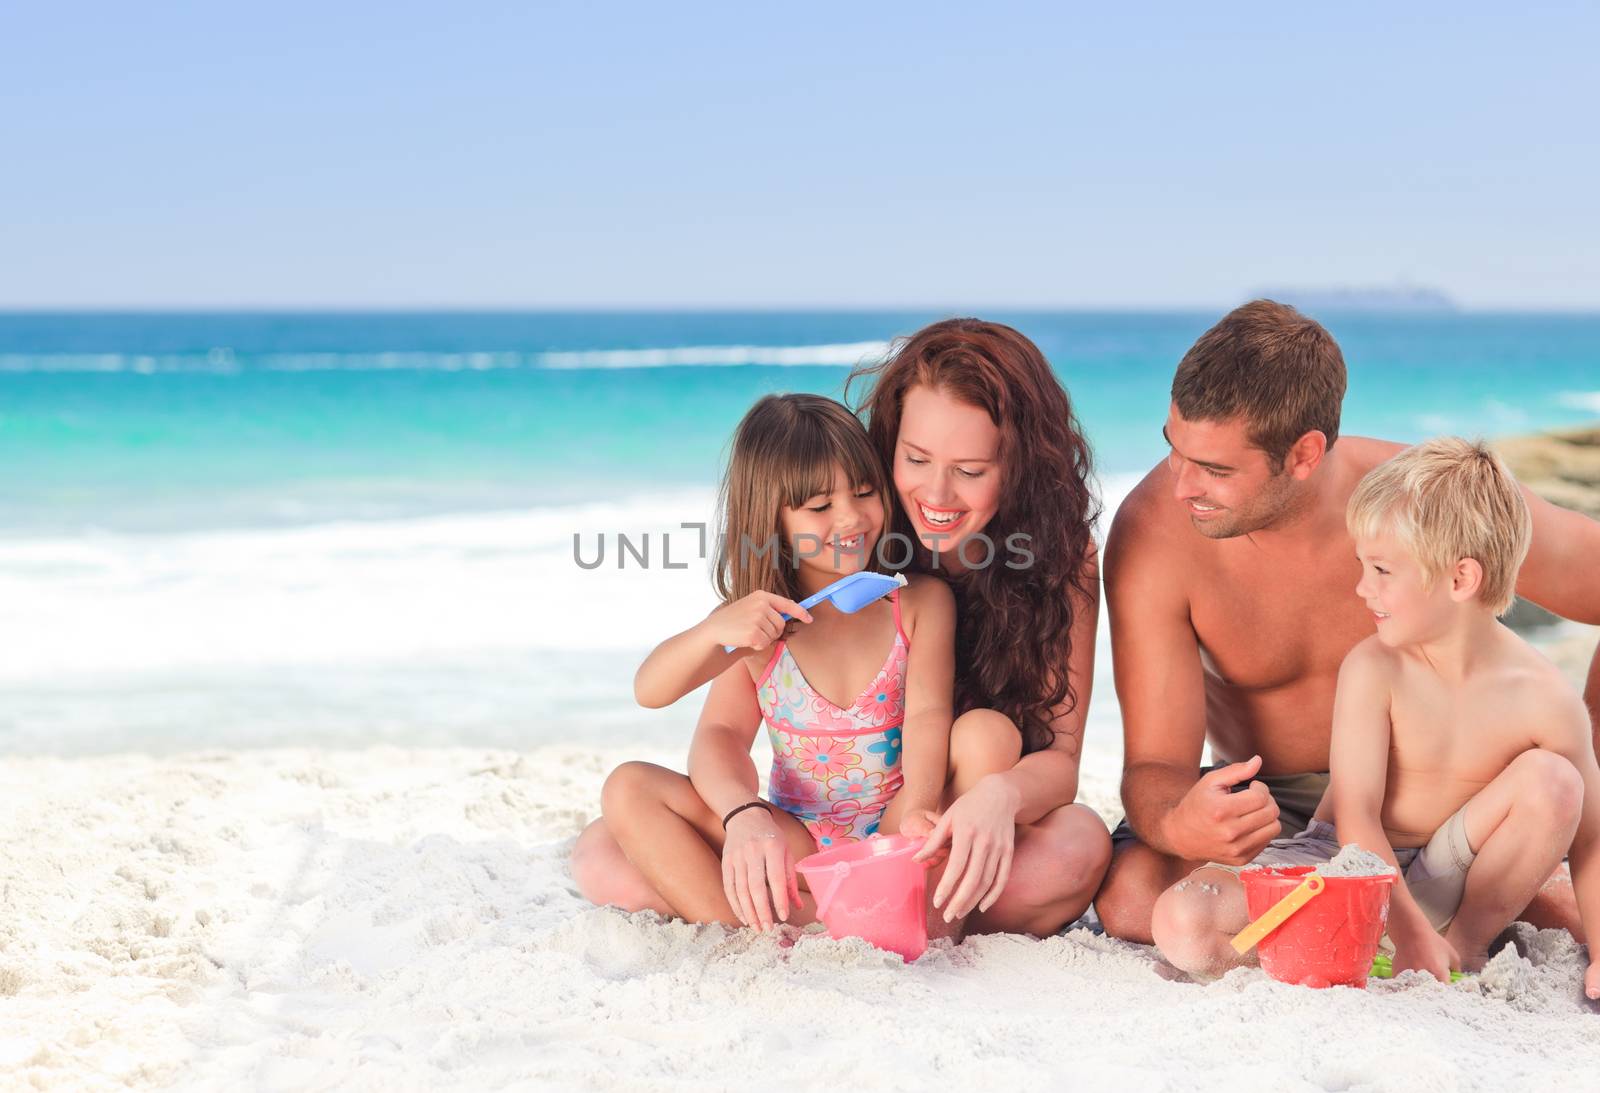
[878,575,955,831]
[635,591,814,709]
[686,660,801,930]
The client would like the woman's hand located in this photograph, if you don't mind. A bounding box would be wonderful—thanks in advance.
[720,806,801,930]
[911,774,1022,921]
[699,592,813,653]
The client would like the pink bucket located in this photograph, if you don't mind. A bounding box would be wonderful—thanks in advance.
[794,834,931,960]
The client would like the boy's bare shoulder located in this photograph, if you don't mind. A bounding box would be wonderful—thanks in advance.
[1495,631,1590,733]
[1340,634,1402,681]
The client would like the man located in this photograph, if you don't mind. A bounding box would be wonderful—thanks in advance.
[1095,299,1600,944]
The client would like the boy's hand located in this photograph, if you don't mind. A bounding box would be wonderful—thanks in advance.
[1390,924,1459,983]
[701,592,813,653]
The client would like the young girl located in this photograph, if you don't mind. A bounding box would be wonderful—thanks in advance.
[572,393,954,931]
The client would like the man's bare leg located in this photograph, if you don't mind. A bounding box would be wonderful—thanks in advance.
[1518,863,1583,941]
[1445,748,1583,970]
[1149,866,1252,977]
[1094,839,1202,944]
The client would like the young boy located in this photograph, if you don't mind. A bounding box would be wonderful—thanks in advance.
[1152,438,1600,997]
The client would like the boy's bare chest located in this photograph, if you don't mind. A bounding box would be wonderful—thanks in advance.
[1388,680,1532,780]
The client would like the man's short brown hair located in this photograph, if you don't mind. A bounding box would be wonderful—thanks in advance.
[1172,300,1347,470]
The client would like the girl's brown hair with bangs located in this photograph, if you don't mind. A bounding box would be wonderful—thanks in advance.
[713,394,892,604]
[847,319,1099,756]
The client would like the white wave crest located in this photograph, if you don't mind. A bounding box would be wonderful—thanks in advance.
[0,341,892,375]
[536,341,891,370]
[1557,391,1600,414]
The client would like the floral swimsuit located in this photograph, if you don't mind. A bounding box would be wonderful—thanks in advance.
[756,589,907,849]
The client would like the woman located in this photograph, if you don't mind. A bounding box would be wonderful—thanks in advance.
[846,318,1109,935]
[571,318,1109,937]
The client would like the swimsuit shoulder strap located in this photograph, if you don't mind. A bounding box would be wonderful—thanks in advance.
[891,586,909,647]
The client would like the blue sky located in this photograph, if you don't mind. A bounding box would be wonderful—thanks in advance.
[3,2,1597,309]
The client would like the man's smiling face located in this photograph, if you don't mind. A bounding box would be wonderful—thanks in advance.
[1163,403,1300,539]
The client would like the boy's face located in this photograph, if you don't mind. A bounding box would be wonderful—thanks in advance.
[780,463,885,587]
[1353,531,1456,645]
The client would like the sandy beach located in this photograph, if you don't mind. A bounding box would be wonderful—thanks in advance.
[5,690,1600,1091]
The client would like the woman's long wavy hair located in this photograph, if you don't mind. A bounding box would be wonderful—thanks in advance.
[847,319,1099,755]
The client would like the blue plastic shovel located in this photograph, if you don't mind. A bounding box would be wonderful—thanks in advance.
[724,571,908,652]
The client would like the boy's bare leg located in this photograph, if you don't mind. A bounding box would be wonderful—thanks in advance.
[1149,866,1253,978]
[1445,749,1584,970]
[600,761,818,926]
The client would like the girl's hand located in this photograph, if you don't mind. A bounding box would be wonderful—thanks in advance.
[720,806,801,931]
[897,808,949,867]
[912,774,1022,922]
[700,592,814,653]
[1585,959,1600,1001]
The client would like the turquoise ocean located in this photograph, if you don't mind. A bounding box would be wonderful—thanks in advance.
[3,311,1597,755]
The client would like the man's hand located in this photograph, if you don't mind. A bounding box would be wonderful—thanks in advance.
[1159,755,1281,865]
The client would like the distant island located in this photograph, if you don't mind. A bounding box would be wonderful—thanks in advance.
[1251,284,1459,314]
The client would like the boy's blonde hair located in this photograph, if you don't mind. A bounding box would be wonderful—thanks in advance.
[1346,436,1531,615]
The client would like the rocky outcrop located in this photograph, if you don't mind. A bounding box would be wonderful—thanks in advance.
[1494,424,1600,521]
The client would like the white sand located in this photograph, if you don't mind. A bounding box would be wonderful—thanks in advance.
[4,746,1600,1091]
[1323,844,1397,878]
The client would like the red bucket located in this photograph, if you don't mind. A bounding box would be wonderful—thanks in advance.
[1241,865,1395,989]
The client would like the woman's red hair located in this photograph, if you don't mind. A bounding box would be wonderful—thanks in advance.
[848,318,1098,755]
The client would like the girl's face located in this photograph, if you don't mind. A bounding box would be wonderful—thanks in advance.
[1354,531,1466,646]
[893,384,1003,574]
[779,464,885,592]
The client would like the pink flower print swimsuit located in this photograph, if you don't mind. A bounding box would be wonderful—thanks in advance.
[756,589,907,849]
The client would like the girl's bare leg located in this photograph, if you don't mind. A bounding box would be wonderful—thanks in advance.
[570,817,673,915]
[599,761,817,926]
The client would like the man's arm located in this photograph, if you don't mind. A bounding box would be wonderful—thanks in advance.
[1105,490,1279,863]
[1512,488,1600,743]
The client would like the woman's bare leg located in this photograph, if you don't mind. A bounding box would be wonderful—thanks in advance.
[930,708,1112,938]
[968,803,1111,937]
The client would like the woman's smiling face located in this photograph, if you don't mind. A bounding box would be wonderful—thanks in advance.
[893,384,1003,573]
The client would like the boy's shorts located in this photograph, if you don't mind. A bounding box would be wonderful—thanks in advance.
[1217,807,1478,931]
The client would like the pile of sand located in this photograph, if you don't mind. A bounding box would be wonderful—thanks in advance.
[2,746,1598,1090]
